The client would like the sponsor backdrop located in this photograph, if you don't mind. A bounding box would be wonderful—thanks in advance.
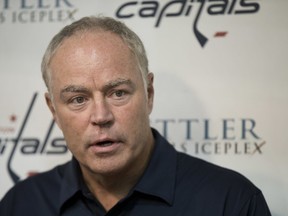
[0,0,287,215]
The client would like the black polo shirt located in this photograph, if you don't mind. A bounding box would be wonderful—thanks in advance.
[0,129,271,216]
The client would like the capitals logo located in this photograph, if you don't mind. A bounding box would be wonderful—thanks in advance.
[0,93,69,185]
[115,0,260,47]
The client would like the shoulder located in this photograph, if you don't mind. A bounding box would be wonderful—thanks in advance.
[177,152,256,186]
[0,161,70,215]
[11,160,69,194]
[174,152,271,215]
[176,152,260,200]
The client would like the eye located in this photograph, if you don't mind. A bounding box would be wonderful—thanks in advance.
[109,89,130,105]
[114,90,125,98]
[71,96,86,104]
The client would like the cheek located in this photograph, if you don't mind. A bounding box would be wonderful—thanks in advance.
[117,95,150,128]
[56,109,89,139]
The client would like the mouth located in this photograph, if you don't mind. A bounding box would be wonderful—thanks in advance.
[88,138,122,154]
[95,140,114,147]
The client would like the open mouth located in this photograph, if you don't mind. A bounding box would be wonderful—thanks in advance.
[88,137,122,154]
[96,141,114,147]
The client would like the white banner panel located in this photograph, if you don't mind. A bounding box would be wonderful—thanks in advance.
[0,1,287,215]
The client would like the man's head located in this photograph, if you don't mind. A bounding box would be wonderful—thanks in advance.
[42,16,155,178]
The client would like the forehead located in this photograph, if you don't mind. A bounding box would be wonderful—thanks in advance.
[48,31,141,90]
[52,31,133,66]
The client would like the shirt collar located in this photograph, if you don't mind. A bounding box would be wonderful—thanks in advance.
[134,128,177,205]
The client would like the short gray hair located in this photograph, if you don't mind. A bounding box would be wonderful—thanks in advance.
[41,16,149,91]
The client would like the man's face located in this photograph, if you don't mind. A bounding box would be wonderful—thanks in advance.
[46,31,154,177]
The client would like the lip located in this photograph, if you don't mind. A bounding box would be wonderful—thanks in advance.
[87,138,122,155]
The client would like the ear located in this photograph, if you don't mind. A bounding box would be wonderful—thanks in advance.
[45,92,61,129]
[146,72,154,114]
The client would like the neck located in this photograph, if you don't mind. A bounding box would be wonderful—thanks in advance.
[84,172,137,211]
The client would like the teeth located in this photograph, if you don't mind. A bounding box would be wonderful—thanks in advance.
[97,141,113,147]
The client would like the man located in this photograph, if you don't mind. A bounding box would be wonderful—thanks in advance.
[0,16,271,215]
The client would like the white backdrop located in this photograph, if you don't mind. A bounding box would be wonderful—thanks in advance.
[0,1,287,215]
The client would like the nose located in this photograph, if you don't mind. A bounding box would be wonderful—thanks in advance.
[90,97,114,127]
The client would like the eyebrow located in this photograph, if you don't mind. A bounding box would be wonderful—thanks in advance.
[60,85,90,100]
[60,85,90,95]
[59,78,134,98]
[102,78,134,92]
